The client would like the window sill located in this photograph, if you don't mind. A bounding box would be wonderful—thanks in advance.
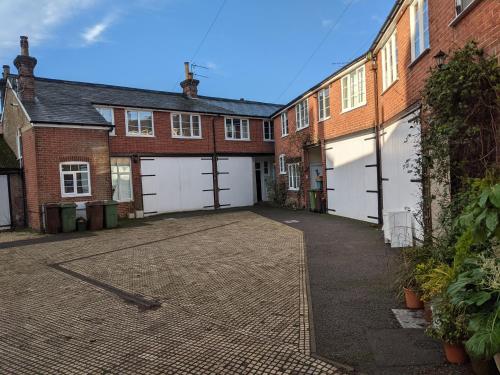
[318,116,331,122]
[279,172,287,175]
[264,139,275,142]
[281,134,289,138]
[341,102,367,114]
[408,48,430,69]
[172,136,203,140]
[449,1,481,27]
[224,138,251,142]
[381,79,399,95]
[296,125,310,132]
[288,188,299,192]
[126,134,155,138]
[61,194,92,198]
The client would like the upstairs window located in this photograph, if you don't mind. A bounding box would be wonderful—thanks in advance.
[126,110,154,137]
[410,0,430,61]
[341,65,366,111]
[279,154,286,174]
[60,162,91,197]
[295,99,309,130]
[263,120,274,141]
[318,87,330,121]
[381,32,398,90]
[225,118,250,140]
[96,107,115,136]
[171,113,201,138]
[456,0,475,15]
[288,163,300,191]
[280,112,288,137]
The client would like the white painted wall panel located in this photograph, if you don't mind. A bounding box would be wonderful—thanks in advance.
[0,175,11,228]
[141,157,213,216]
[381,115,423,240]
[218,157,254,208]
[326,131,378,223]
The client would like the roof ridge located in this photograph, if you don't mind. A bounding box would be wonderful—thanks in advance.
[34,76,283,107]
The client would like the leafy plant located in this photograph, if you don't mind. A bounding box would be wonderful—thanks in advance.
[447,255,500,359]
[395,246,431,295]
[427,297,469,345]
[416,259,455,302]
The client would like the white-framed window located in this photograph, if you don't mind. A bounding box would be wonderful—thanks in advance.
[280,112,288,137]
[295,99,309,130]
[16,129,22,161]
[225,117,250,140]
[126,110,154,137]
[455,0,475,15]
[288,163,300,191]
[279,154,286,174]
[263,120,274,141]
[60,162,91,197]
[381,32,398,90]
[110,157,133,202]
[96,107,115,136]
[171,113,201,138]
[318,87,330,121]
[341,65,366,111]
[410,0,430,61]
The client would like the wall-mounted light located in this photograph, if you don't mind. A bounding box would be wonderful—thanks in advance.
[433,50,447,68]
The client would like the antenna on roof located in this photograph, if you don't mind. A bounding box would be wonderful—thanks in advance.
[191,63,210,79]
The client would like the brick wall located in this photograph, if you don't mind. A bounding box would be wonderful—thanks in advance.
[25,127,111,230]
[109,109,274,156]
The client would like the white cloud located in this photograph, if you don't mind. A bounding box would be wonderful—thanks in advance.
[81,14,117,45]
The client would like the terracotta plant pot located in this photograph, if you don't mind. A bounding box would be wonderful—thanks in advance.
[423,302,432,322]
[444,343,468,364]
[470,357,497,375]
[403,287,424,309]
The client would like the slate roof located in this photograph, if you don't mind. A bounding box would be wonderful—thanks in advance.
[20,78,283,126]
[0,135,19,171]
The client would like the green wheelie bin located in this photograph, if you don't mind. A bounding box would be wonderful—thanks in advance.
[103,200,119,229]
[60,202,77,233]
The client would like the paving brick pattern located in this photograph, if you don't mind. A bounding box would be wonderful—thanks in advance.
[0,211,343,374]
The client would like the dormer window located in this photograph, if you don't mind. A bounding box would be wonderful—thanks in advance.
[96,107,115,136]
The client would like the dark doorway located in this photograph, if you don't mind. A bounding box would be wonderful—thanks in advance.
[255,163,262,202]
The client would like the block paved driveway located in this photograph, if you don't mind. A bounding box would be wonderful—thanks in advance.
[0,211,344,375]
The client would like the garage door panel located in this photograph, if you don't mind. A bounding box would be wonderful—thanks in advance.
[325,131,379,223]
[218,157,253,208]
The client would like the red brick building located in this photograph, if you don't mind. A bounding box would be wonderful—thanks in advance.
[0,0,498,235]
[0,40,280,231]
[272,0,499,244]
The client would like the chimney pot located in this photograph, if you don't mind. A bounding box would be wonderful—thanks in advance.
[184,62,190,80]
[2,65,10,80]
[20,36,29,56]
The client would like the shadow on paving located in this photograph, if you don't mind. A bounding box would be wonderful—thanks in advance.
[251,206,474,375]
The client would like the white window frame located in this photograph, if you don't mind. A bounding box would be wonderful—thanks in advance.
[279,154,286,175]
[341,65,366,112]
[170,112,202,139]
[224,117,250,141]
[280,112,288,137]
[125,109,154,137]
[455,0,475,15]
[381,32,398,91]
[59,161,91,198]
[318,87,331,121]
[110,157,133,202]
[410,0,430,62]
[287,163,300,191]
[295,99,309,130]
[16,129,22,161]
[96,106,115,136]
[263,120,274,142]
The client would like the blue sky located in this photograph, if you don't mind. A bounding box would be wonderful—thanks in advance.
[0,0,394,104]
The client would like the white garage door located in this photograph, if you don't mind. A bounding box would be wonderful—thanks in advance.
[217,157,254,208]
[325,130,379,223]
[141,157,214,216]
[381,114,423,239]
[0,175,11,228]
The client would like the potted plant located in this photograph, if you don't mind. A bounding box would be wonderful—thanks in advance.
[448,255,500,374]
[396,247,430,309]
[427,298,469,364]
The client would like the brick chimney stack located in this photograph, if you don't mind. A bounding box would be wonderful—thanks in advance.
[13,36,37,102]
[2,65,10,80]
[180,62,199,98]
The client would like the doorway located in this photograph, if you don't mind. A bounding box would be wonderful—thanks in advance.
[255,162,262,202]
